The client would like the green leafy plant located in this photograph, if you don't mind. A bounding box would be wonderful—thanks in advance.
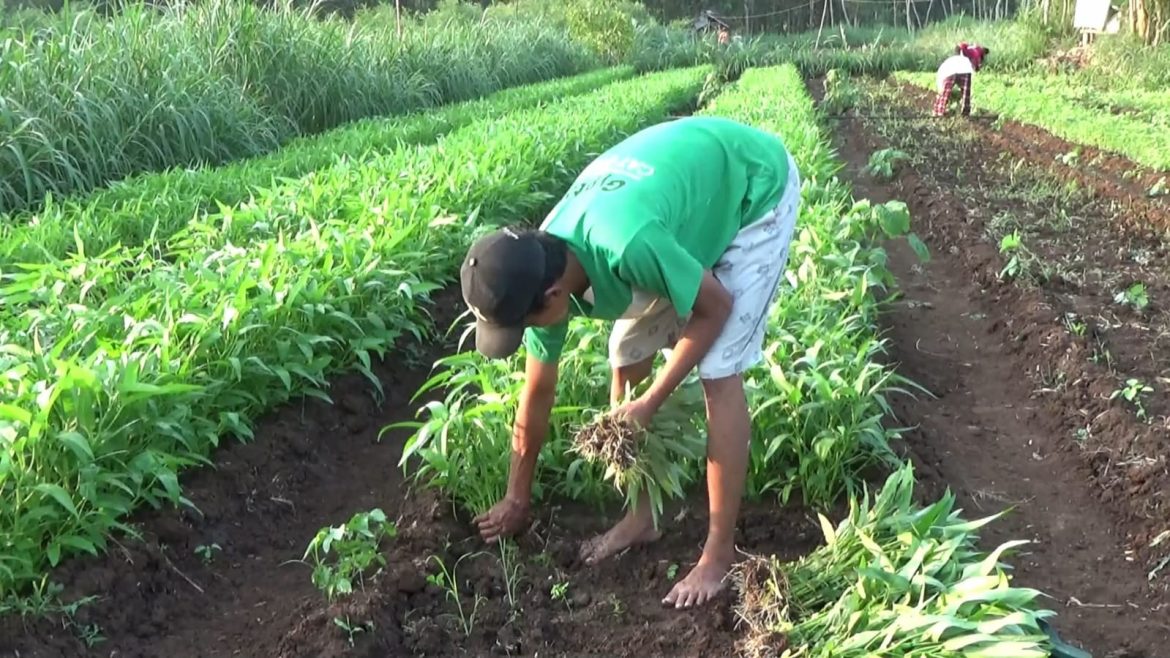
[731,465,1055,657]
[570,380,708,529]
[1114,282,1150,311]
[821,68,860,115]
[1111,378,1153,420]
[999,230,1025,280]
[194,543,221,564]
[864,148,909,181]
[564,0,637,65]
[301,509,396,603]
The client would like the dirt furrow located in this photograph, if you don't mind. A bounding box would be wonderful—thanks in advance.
[812,75,1169,657]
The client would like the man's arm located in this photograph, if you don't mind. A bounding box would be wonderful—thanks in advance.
[639,271,732,414]
[476,354,558,542]
[506,355,559,500]
[615,228,734,420]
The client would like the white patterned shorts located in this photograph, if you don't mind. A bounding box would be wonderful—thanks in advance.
[609,152,801,380]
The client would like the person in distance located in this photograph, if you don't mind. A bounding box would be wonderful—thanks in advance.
[458,116,802,609]
[934,42,991,117]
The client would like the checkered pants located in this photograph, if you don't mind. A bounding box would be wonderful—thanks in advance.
[933,73,971,116]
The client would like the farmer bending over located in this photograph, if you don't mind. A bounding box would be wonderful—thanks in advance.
[934,42,990,117]
[459,116,801,609]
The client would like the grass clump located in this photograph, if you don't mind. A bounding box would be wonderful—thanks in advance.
[731,466,1055,658]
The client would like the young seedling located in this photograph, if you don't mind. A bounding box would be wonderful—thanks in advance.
[1110,378,1153,420]
[427,552,486,637]
[194,543,221,565]
[998,231,1026,281]
[606,593,626,618]
[300,509,396,603]
[497,539,524,614]
[550,580,571,612]
[1113,283,1149,312]
[333,617,374,648]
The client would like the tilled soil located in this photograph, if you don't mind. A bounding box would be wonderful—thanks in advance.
[815,75,1170,656]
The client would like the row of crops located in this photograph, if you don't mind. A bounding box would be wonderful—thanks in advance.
[0,0,600,217]
[392,65,1058,654]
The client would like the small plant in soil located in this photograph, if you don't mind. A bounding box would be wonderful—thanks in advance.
[496,538,524,613]
[1113,282,1149,312]
[194,543,221,564]
[864,148,908,181]
[550,580,571,611]
[1110,378,1153,420]
[821,69,859,115]
[998,230,1031,281]
[532,550,554,569]
[333,616,374,648]
[300,509,396,603]
[666,563,679,580]
[1063,313,1088,338]
[71,621,105,648]
[606,593,626,618]
[427,552,487,637]
[1056,148,1081,166]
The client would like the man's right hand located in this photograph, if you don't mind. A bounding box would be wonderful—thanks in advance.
[474,496,530,543]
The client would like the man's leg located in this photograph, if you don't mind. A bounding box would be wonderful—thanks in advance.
[959,74,972,116]
[580,304,682,564]
[665,152,801,609]
[662,372,750,608]
[934,75,954,116]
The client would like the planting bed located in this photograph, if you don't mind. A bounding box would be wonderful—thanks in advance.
[812,74,1170,656]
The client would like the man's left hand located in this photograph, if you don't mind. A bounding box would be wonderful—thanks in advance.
[613,396,657,431]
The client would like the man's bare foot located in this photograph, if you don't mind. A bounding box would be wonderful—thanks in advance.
[579,514,661,565]
[662,552,733,609]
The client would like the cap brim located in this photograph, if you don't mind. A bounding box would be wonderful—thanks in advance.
[474,320,525,359]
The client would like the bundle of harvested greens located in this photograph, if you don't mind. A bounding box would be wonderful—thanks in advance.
[571,379,708,529]
[731,465,1056,658]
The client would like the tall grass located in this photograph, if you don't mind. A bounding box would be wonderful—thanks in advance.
[0,66,632,266]
[0,0,598,216]
[625,16,1053,78]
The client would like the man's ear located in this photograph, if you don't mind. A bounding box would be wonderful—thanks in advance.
[542,284,566,305]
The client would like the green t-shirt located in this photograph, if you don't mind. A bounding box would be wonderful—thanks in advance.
[524,116,791,363]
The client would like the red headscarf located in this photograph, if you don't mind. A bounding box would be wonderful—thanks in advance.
[956,42,990,70]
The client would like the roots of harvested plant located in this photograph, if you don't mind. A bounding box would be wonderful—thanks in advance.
[572,413,642,472]
[732,555,792,658]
